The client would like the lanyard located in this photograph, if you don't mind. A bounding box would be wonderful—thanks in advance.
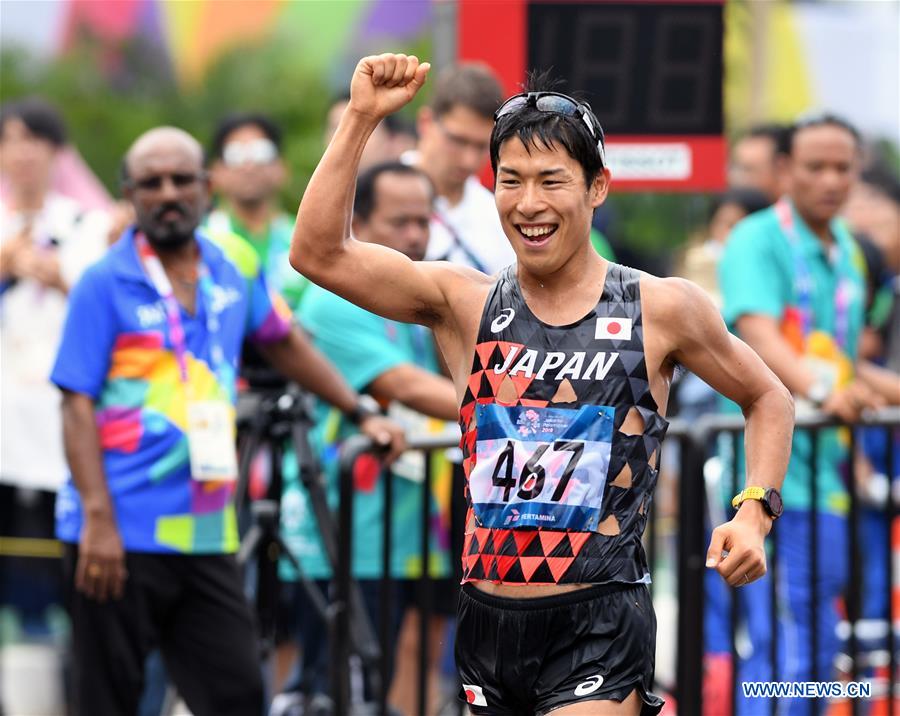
[135,233,226,386]
[774,199,852,351]
[431,211,489,274]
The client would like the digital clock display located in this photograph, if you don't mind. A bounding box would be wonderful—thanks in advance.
[527,2,723,136]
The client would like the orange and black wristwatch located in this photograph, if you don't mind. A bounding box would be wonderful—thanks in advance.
[731,487,784,519]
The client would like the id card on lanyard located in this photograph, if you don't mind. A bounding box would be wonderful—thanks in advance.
[137,234,238,482]
[774,199,854,394]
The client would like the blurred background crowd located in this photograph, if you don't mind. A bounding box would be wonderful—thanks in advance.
[0,1,898,715]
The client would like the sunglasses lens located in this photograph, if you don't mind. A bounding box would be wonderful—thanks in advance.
[223,139,277,167]
[172,173,200,187]
[251,139,278,164]
[137,177,162,190]
[495,95,530,120]
[534,95,580,117]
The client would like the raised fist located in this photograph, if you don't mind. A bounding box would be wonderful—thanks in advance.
[348,53,431,121]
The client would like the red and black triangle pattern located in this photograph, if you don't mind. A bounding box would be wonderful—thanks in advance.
[457,263,669,586]
[462,526,594,584]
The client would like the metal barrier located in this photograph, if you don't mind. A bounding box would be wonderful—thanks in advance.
[331,408,900,716]
[0,407,896,715]
[677,408,900,716]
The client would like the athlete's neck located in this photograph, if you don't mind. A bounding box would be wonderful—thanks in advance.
[517,244,608,323]
[226,197,275,235]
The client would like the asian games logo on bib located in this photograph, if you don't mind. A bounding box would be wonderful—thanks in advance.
[490,308,515,333]
[596,317,631,341]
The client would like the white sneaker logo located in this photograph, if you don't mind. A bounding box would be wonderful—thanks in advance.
[574,674,604,696]
[490,308,515,333]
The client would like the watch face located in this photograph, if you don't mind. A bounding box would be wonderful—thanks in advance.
[765,488,784,517]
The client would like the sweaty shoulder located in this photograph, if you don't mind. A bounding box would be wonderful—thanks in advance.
[640,273,724,354]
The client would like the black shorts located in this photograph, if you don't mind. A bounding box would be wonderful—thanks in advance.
[455,582,664,715]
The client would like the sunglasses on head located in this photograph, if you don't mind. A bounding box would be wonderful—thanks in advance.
[222,138,278,167]
[128,172,205,192]
[494,91,606,166]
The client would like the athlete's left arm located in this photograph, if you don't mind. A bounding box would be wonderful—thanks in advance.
[654,278,795,587]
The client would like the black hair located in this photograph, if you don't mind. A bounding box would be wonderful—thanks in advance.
[209,112,282,160]
[489,72,604,188]
[784,112,861,156]
[353,161,433,222]
[740,123,791,157]
[0,96,67,147]
[710,187,770,220]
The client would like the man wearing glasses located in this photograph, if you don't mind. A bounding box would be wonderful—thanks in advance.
[290,54,794,715]
[51,126,405,716]
[206,113,309,311]
[404,62,516,275]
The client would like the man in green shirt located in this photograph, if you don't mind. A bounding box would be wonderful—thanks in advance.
[207,113,308,311]
[716,113,887,715]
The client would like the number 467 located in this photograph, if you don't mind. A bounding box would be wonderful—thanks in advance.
[491,440,585,502]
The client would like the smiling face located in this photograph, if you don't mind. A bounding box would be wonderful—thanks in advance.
[494,136,609,277]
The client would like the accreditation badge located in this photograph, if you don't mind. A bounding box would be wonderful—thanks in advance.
[186,400,239,481]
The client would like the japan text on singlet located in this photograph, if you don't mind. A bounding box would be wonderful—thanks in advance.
[458,263,668,585]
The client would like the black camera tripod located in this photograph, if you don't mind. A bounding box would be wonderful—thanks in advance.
[234,386,384,713]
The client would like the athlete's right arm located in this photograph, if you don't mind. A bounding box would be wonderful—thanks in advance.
[290,54,453,326]
[62,390,127,602]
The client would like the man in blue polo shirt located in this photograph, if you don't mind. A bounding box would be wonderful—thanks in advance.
[52,126,403,716]
[716,114,886,715]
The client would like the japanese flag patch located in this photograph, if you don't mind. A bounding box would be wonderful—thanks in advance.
[463,684,487,706]
[595,317,632,341]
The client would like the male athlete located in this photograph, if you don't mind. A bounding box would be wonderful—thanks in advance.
[290,54,794,716]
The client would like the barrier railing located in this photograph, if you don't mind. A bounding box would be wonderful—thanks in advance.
[3,408,895,715]
[332,408,900,716]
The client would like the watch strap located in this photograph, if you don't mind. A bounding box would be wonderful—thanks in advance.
[731,486,767,509]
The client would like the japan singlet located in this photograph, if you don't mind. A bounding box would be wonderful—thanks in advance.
[458,263,668,585]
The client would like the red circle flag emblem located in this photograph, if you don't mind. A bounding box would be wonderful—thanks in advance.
[595,317,632,341]
[462,684,487,706]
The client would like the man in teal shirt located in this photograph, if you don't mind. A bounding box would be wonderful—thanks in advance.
[277,161,459,711]
[716,114,884,715]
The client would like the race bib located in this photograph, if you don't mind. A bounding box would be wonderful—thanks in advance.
[469,404,614,531]
[186,400,238,481]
